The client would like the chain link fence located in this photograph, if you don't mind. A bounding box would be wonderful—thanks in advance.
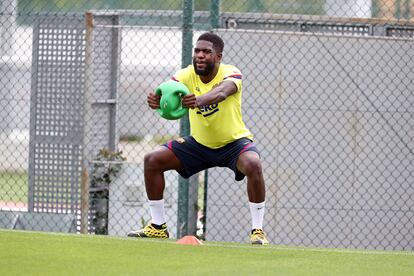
[0,0,413,250]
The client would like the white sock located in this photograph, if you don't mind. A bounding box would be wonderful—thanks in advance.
[148,199,166,226]
[249,201,265,230]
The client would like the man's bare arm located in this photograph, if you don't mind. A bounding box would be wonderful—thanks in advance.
[182,80,237,108]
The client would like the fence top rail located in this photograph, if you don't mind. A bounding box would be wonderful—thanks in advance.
[20,10,414,32]
[82,10,414,39]
[84,9,414,26]
[221,12,414,26]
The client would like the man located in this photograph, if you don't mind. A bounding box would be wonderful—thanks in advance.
[128,32,268,245]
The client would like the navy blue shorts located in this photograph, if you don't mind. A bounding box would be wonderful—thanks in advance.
[163,136,259,181]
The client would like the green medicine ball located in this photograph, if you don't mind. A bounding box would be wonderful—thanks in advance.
[155,80,190,120]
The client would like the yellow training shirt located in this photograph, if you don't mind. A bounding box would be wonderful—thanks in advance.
[172,63,253,149]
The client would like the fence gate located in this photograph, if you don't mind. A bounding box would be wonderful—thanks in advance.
[28,13,120,232]
[28,16,85,218]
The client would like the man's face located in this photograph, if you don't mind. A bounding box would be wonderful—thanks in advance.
[192,40,221,76]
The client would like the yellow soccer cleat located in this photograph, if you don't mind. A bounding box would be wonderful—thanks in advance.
[250,228,269,245]
[127,223,169,239]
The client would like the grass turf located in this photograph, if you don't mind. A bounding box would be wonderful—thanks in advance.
[0,230,413,276]
[0,171,28,203]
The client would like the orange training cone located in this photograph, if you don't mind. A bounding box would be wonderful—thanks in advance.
[176,235,204,245]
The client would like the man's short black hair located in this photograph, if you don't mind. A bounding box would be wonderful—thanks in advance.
[197,32,224,53]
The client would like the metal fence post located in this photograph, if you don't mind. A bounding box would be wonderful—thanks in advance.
[82,11,122,234]
[210,0,220,29]
[177,0,194,238]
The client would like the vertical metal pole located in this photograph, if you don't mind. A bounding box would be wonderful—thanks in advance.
[28,19,41,212]
[395,0,401,19]
[210,0,220,29]
[80,168,90,234]
[109,15,120,152]
[80,12,94,234]
[177,0,194,238]
[372,0,380,18]
[202,170,208,236]
[403,0,411,19]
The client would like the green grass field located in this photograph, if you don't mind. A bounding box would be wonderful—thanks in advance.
[0,230,413,275]
[0,172,28,203]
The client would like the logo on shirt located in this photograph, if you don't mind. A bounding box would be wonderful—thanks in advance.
[196,103,219,117]
[175,137,185,144]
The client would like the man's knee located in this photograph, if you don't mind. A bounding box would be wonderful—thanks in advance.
[240,156,263,177]
[248,160,263,176]
[144,151,162,170]
[144,147,182,172]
